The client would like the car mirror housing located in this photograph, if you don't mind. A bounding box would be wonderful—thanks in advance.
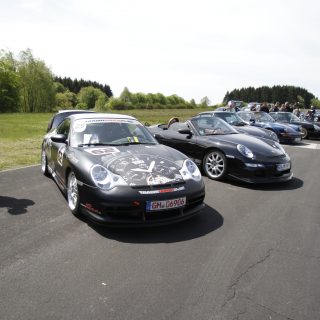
[51,134,67,143]
[178,129,193,136]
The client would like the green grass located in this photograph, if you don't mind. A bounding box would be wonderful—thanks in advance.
[0,108,212,171]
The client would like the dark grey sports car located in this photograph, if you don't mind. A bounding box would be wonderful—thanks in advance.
[41,113,205,226]
[149,116,293,184]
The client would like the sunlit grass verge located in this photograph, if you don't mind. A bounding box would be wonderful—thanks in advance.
[0,108,212,171]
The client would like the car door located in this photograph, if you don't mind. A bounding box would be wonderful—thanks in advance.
[51,119,71,188]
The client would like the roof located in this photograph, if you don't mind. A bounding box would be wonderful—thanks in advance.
[69,112,137,121]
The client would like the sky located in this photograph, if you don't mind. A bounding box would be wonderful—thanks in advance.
[0,0,319,104]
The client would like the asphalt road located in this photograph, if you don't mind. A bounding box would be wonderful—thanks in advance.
[1,140,320,320]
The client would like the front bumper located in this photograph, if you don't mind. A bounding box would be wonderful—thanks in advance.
[227,156,293,184]
[278,133,303,144]
[77,180,205,226]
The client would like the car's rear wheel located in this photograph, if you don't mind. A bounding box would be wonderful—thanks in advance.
[203,150,227,180]
[301,127,308,139]
[41,148,49,176]
[67,171,81,216]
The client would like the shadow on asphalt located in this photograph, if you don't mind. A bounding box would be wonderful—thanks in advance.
[86,205,223,243]
[225,176,303,191]
[0,195,35,215]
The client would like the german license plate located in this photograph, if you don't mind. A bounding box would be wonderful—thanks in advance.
[146,197,186,211]
[294,137,302,142]
[277,162,290,171]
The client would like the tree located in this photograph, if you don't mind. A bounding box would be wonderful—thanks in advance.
[200,96,211,107]
[0,51,20,112]
[18,49,56,112]
[77,86,105,109]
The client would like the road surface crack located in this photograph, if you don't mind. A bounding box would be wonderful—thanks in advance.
[221,247,274,310]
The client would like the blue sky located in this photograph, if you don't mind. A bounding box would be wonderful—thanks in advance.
[0,0,319,104]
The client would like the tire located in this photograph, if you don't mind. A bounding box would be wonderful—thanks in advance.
[41,148,50,177]
[203,150,227,180]
[301,127,308,139]
[67,171,81,216]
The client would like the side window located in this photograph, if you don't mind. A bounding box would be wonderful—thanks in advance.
[56,119,71,137]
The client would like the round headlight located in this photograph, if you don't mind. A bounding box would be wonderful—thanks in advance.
[91,165,111,189]
[180,159,202,182]
[237,144,254,159]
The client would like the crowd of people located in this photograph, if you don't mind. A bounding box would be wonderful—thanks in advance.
[227,101,318,122]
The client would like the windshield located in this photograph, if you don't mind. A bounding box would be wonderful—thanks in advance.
[255,112,275,122]
[70,118,158,147]
[215,112,247,126]
[275,112,300,122]
[190,116,238,136]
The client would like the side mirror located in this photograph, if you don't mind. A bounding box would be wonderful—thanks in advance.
[178,128,193,138]
[178,128,192,135]
[249,118,255,124]
[51,134,67,143]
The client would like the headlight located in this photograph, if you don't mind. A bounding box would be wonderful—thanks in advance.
[237,144,254,159]
[179,159,202,182]
[90,164,127,190]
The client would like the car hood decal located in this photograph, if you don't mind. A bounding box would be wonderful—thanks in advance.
[84,145,185,187]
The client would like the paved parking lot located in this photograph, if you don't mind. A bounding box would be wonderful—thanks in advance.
[1,141,319,320]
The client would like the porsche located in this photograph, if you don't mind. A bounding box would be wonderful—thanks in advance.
[41,113,205,226]
[149,115,293,184]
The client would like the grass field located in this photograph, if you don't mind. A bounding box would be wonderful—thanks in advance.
[0,108,212,171]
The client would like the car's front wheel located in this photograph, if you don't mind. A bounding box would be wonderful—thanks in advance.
[67,171,81,216]
[203,150,227,180]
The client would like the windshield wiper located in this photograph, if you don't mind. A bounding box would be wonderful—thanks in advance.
[116,142,157,146]
[78,143,118,147]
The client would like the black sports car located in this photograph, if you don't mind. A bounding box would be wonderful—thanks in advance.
[41,113,205,226]
[269,112,320,139]
[149,116,293,183]
[198,111,279,142]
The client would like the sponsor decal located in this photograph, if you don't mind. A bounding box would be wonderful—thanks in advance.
[83,203,102,215]
[107,154,183,186]
[74,120,87,132]
[139,186,185,194]
[84,147,120,156]
[57,145,66,166]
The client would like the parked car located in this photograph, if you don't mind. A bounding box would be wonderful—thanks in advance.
[269,112,320,139]
[41,113,205,226]
[149,115,292,184]
[198,111,279,142]
[46,110,95,132]
[237,111,303,143]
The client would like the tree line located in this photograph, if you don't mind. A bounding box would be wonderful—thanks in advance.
[223,85,317,108]
[1,48,319,113]
[0,49,209,113]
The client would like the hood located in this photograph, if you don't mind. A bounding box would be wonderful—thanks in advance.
[269,122,299,132]
[237,125,268,136]
[82,144,187,187]
[202,133,285,157]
